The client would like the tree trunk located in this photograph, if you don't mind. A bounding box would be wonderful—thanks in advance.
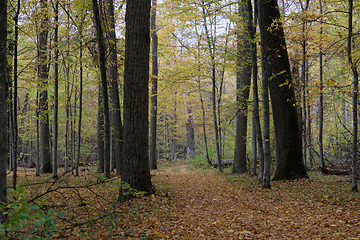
[52,0,59,179]
[92,0,111,179]
[39,0,52,174]
[36,91,40,176]
[97,88,104,172]
[149,0,158,169]
[348,0,358,192]
[106,0,123,175]
[234,0,252,174]
[198,80,211,165]
[251,0,264,179]
[0,0,8,222]
[119,0,153,201]
[258,0,307,180]
[12,0,20,187]
[75,39,83,177]
[319,0,325,169]
[261,46,271,189]
[186,108,195,159]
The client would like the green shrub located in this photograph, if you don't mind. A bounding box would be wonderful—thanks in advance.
[0,187,64,240]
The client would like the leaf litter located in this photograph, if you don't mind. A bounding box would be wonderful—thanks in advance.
[6,165,360,239]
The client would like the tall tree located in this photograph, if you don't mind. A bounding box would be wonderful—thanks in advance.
[119,0,153,200]
[0,0,8,223]
[92,0,111,179]
[52,0,59,179]
[233,0,252,174]
[106,0,123,175]
[149,0,159,169]
[201,2,222,172]
[318,0,325,169]
[39,0,52,173]
[348,0,358,192]
[12,0,21,187]
[258,0,307,180]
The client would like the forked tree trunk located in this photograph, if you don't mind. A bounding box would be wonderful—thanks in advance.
[258,0,307,180]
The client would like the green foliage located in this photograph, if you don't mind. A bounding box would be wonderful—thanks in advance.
[188,153,212,170]
[0,187,64,240]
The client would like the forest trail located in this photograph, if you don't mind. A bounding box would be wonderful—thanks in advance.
[146,165,360,239]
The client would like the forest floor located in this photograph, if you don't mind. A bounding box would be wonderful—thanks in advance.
[4,163,360,239]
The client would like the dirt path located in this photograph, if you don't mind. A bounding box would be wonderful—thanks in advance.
[148,165,360,239]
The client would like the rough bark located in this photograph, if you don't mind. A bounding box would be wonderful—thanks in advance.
[258,0,308,180]
[319,0,325,168]
[106,0,123,175]
[12,0,20,186]
[0,0,8,223]
[348,0,358,192]
[92,0,111,179]
[52,0,59,179]
[234,0,252,174]
[149,0,158,169]
[119,0,153,201]
[39,0,52,173]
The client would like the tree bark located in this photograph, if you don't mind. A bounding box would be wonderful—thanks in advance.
[258,0,308,180]
[186,108,195,159]
[52,0,59,179]
[106,0,123,175]
[149,0,158,169]
[0,0,8,223]
[119,0,153,201]
[251,0,264,179]
[97,88,104,172]
[319,0,325,169]
[348,0,358,192]
[39,0,52,173]
[92,0,111,179]
[234,0,252,174]
[12,0,20,187]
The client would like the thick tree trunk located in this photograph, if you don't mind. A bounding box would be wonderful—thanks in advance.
[258,0,307,180]
[39,0,51,174]
[0,0,8,223]
[106,0,123,175]
[92,0,111,179]
[234,0,252,174]
[119,0,153,201]
[149,0,158,169]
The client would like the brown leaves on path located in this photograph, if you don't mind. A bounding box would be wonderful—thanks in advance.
[7,165,360,239]
[146,165,360,239]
